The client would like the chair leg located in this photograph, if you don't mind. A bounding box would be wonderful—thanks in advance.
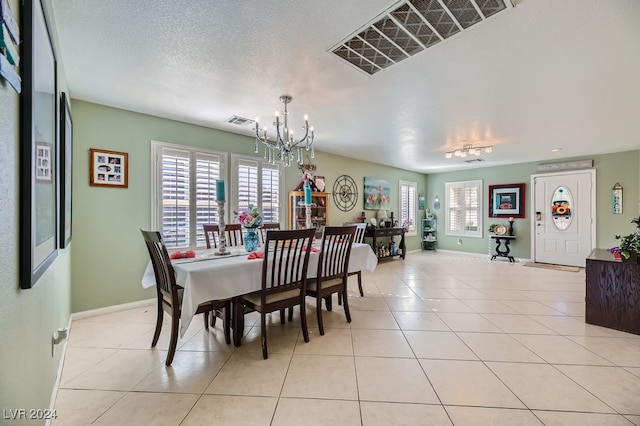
[357,271,364,297]
[288,306,294,322]
[166,315,179,366]
[203,311,210,330]
[279,309,285,325]
[211,312,217,328]
[300,298,309,342]
[261,312,268,359]
[325,295,333,311]
[223,302,231,344]
[316,295,325,336]
[233,298,244,347]
[342,286,352,323]
[338,293,342,306]
[151,305,163,347]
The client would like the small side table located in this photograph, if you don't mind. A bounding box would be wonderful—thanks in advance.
[490,235,516,262]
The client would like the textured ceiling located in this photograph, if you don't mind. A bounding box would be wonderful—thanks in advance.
[51,0,640,173]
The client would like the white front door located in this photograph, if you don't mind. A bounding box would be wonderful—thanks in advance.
[532,170,596,267]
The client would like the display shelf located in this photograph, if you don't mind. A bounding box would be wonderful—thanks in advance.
[288,191,329,238]
[422,218,437,251]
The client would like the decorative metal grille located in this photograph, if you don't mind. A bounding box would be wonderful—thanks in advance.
[331,0,509,75]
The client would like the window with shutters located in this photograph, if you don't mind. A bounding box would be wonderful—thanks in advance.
[151,141,227,249]
[445,180,482,238]
[399,180,417,236]
[231,154,282,225]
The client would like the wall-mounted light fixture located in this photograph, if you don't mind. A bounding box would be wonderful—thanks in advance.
[445,144,493,159]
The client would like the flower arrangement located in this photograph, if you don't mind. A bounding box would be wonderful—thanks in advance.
[235,204,263,229]
[610,217,640,261]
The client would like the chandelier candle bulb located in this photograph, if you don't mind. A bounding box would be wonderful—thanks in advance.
[216,180,225,202]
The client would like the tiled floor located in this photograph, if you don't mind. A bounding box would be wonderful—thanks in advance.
[53,252,640,425]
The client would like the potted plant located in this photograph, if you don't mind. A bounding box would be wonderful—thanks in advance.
[613,217,640,262]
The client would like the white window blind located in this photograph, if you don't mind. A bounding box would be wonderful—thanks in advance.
[231,154,282,225]
[152,141,226,249]
[445,180,482,238]
[399,180,417,236]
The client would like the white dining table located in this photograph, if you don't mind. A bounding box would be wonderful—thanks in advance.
[141,243,378,337]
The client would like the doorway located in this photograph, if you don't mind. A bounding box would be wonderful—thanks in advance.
[531,170,596,267]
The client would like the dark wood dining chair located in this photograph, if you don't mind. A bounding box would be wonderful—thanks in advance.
[234,228,315,359]
[342,222,367,299]
[259,222,281,244]
[141,230,231,365]
[306,225,356,335]
[203,223,244,248]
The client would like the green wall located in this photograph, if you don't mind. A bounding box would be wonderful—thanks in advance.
[0,0,72,422]
[425,151,640,258]
[71,101,427,312]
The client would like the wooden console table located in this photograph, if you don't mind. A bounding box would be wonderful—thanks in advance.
[365,227,406,261]
[585,248,639,335]
[490,235,516,262]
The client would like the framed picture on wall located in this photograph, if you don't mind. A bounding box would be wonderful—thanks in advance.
[488,183,526,218]
[19,0,59,289]
[89,148,129,188]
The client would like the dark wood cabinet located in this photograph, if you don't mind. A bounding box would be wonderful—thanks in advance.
[585,249,640,335]
[365,227,405,260]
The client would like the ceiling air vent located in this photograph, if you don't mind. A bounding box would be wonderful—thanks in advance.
[465,158,484,163]
[227,115,255,126]
[331,0,510,75]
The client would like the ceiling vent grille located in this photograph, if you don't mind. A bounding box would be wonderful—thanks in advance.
[331,0,508,75]
[227,115,255,126]
[465,158,484,163]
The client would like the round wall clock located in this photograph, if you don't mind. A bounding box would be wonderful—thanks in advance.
[332,175,358,212]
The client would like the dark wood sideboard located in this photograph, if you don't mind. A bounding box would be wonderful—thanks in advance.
[365,227,406,261]
[585,248,640,335]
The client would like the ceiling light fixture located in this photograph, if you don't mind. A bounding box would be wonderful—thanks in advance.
[445,143,493,159]
[254,95,315,167]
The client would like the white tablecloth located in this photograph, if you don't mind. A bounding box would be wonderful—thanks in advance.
[141,243,378,336]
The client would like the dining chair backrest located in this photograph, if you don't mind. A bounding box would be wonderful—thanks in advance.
[353,223,367,244]
[260,222,281,244]
[140,230,179,305]
[261,228,315,302]
[316,226,357,281]
[203,223,244,248]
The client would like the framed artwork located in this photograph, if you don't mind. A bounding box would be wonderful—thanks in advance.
[314,175,326,192]
[59,92,73,248]
[20,0,58,289]
[488,183,526,218]
[89,148,129,188]
[364,177,390,210]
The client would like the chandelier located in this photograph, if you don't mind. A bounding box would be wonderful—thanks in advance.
[254,95,315,167]
[445,143,493,159]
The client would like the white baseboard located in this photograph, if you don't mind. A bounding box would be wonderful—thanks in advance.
[71,298,155,321]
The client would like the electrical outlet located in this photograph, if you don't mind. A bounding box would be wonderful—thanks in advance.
[457,238,462,245]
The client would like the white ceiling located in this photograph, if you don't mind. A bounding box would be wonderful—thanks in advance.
[51,0,640,173]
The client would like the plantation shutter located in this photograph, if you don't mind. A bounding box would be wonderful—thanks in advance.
[446,180,482,237]
[237,158,259,215]
[261,164,280,223]
[195,152,222,247]
[399,181,417,234]
[160,148,190,248]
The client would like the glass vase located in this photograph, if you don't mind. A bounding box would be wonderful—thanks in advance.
[244,227,259,252]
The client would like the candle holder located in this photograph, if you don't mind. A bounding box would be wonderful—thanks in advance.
[508,219,514,236]
[305,204,313,230]
[214,201,230,256]
[298,200,316,230]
